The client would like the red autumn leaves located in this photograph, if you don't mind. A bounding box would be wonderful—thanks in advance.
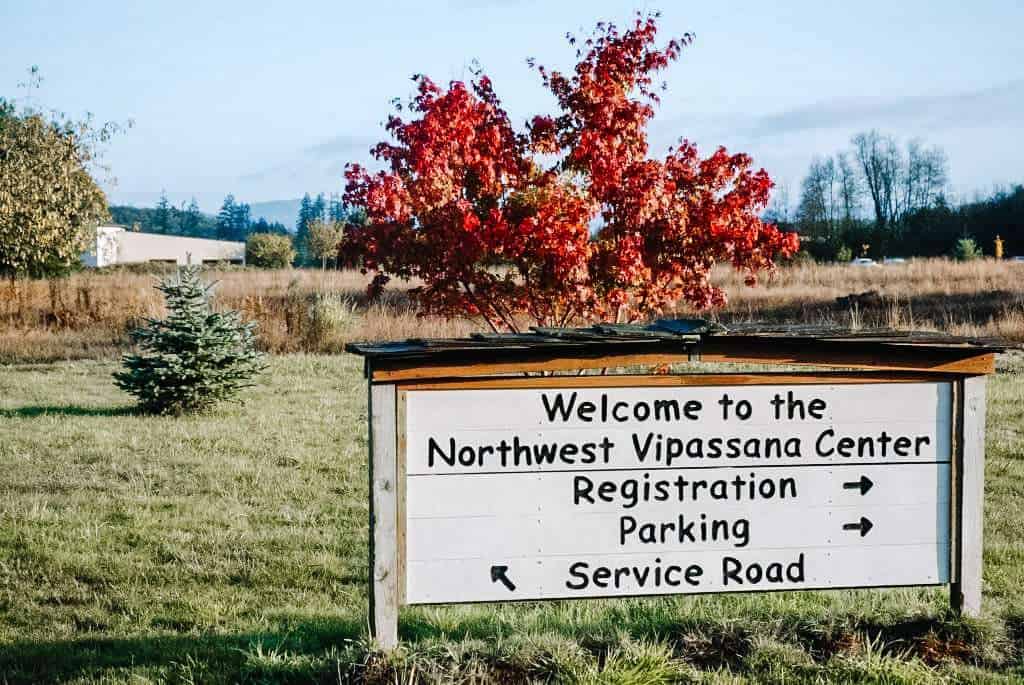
[343,14,798,332]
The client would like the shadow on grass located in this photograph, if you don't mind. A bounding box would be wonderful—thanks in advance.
[0,405,137,418]
[1,608,1014,683]
[399,604,1003,672]
[0,615,365,684]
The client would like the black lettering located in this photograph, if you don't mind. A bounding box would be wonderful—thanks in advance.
[566,562,589,590]
[735,399,753,420]
[683,400,702,420]
[532,442,558,465]
[427,437,456,467]
[788,553,806,582]
[577,401,596,422]
[541,392,576,422]
[633,433,654,461]
[458,445,477,466]
[574,476,594,505]
[722,556,742,585]
[816,429,835,456]
[733,519,750,547]
[808,398,826,419]
[619,515,636,545]
[779,477,797,498]
[653,399,680,421]
[559,443,579,462]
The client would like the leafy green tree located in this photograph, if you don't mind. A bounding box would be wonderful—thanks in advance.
[246,232,295,268]
[306,219,344,269]
[0,102,111,278]
[114,266,265,414]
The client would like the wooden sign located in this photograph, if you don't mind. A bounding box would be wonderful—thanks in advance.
[365,371,988,649]
[401,381,952,603]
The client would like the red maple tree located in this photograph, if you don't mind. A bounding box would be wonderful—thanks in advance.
[343,14,798,333]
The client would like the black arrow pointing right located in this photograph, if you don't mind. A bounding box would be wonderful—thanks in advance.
[490,565,516,592]
[842,516,874,537]
[842,475,874,495]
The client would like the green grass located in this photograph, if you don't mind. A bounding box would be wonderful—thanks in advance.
[0,355,1022,683]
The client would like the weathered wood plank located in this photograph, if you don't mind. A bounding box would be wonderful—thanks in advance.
[369,343,995,381]
[407,464,951,518]
[405,546,949,604]
[403,382,953,475]
[396,371,961,392]
[952,375,987,617]
[368,382,399,650]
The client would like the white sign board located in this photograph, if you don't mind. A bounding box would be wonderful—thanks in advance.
[401,381,953,604]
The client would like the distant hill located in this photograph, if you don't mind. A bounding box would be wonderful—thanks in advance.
[249,199,301,230]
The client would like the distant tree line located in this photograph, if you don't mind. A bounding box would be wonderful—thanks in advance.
[110,191,365,269]
[109,192,289,241]
[774,129,1023,261]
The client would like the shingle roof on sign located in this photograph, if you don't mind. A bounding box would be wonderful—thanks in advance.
[344,319,1011,362]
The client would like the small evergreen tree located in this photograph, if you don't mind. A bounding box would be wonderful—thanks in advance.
[953,237,983,261]
[114,267,266,414]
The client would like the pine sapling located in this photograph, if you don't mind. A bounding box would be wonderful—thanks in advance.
[114,266,266,414]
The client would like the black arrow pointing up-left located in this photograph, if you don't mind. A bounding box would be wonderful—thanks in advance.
[842,517,874,537]
[490,565,516,592]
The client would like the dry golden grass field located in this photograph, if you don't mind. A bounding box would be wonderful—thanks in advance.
[1,258,1023,362]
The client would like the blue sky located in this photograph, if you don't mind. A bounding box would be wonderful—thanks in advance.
[3,0,1023,213]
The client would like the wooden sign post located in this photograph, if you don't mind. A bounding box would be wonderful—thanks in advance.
[351,326,999,650]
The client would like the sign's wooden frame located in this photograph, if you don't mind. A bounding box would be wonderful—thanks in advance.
[366,360,990,651]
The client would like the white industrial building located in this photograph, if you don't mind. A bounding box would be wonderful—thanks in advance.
[81,225,245,267]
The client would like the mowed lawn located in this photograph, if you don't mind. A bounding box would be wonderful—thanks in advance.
[1,355,1023,684]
